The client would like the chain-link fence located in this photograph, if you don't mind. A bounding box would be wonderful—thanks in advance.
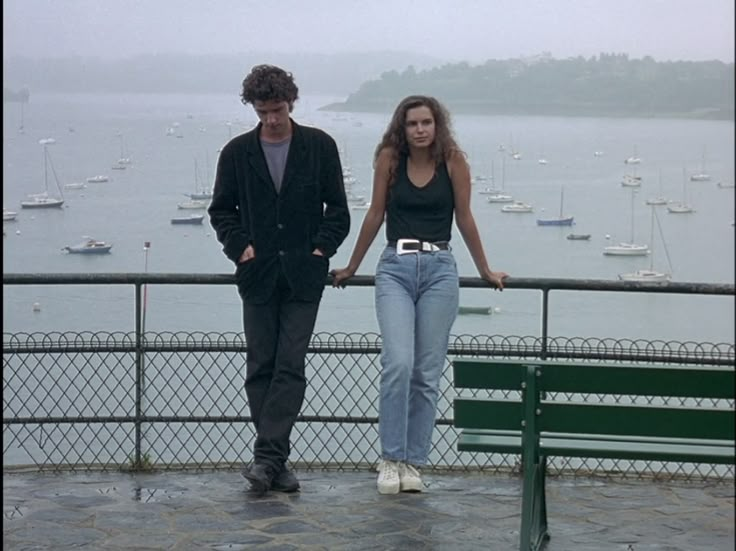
[4,330,734,481]
[3,274,734,481]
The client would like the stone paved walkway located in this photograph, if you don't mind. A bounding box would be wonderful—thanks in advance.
[3,470,734,550]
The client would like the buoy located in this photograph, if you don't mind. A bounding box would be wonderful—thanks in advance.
[32,302,41,312]
[605,234,611,240]
[16,230,21,235]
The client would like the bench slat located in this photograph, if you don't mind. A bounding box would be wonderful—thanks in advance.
[540,402,734,440]
[540,436,735,463]
[452,358,735,399]
[457,430,734,464]
[457,430,522,454]
[453,359,525,390]
[453,398,522,431]
[539,363,735,398]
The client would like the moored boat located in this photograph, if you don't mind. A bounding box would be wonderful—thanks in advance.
[458,305,493,315]
[171,214,205,225]
[536,187,573,226]
[603,242,649,256]
[618,269,671,282]
[566,233,591,240]
[501,201,533,213]
[63,238,113,254]
[20,192,64,209]
[177,199,208,210]
[64,182,87,190]
[21,142,65,209]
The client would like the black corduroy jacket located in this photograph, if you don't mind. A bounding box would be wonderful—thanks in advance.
[208,120,350,303]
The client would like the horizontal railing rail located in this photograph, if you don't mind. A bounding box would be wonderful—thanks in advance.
[3,273,734,480]
[4,272,735,293]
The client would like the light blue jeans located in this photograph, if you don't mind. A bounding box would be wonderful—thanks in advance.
[375,245,459,466]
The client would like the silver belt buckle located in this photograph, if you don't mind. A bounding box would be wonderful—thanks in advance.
[396,238,419,255]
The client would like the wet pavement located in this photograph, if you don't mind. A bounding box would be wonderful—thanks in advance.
[3,469,734,550]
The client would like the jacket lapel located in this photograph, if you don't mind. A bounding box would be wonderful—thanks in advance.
[243,125,277,197]
[279,121,307,196]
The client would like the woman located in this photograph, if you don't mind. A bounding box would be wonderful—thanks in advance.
[331,95,508,494]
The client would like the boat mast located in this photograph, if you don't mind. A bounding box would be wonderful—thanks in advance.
[648,204,655,271]
[654,205,674,275]
[629,188,636,243]
[559,186,564,217]
[43,144,49,193]
[501,156,505,191]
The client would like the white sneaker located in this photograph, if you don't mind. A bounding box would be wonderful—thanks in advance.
[399,462,423,492]
[376,460,400,495]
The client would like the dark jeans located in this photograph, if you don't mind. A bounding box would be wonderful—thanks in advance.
[241,270,320,471]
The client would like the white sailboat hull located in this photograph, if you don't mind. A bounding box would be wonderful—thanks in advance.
[603,243,649,256]
[486,194,513,203]
[20,197,64,209]
[667,203,695,214]
[618,269,671,282]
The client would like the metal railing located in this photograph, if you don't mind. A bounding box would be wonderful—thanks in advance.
[3,273,734,481]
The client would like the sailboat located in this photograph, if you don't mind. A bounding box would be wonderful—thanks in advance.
[178,159,209,208]
[501,201,533,213]
[619,205,672,282]
[111,133,132,170]
[486,157,513,203]
[18,101,25,134]
[536,186,574,226]
[667,167,695,214]
[187,157,213,200]
[537,144,548,164]
[117,134,132,165]
[624,145,641,165]
[20,142,65,209]
[621,165,642,187]
[645,169,668,206]
[471,155,492,183]
[690,148,711,182]
[477,160,502,194]
[508,133,521,160]
[603,189,649,256]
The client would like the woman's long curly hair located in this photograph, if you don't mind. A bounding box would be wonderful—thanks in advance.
[374,95,463,183]
[240,64,299,111]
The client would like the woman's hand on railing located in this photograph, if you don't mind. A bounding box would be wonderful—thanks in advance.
[330,267,355,288]
[482,269,509,291]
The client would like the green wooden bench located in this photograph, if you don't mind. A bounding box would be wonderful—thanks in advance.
[452,358,735,551]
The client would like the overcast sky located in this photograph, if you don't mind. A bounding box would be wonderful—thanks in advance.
[3,0,734,63]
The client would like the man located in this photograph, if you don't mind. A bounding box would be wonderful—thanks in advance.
[208,64,350,495]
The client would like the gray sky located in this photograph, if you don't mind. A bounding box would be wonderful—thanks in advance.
[3,0,734,63]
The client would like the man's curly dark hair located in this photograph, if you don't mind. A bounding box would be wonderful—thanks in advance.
[240,64,299,110]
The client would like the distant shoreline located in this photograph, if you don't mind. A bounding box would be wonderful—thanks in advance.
[319,101,734,121]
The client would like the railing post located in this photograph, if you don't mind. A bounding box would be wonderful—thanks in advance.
[540,288,549,360]
[134,281,143,469]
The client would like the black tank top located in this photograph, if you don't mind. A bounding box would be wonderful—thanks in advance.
[385,154,455,243]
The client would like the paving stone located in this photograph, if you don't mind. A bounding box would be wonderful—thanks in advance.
[2,470,733,550]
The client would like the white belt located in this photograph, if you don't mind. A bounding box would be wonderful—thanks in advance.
[395,238,449,255]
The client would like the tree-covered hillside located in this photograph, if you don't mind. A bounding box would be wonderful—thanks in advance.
[326,54,734,120]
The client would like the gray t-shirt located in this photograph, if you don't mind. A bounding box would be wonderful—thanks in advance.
[261,137,291,193]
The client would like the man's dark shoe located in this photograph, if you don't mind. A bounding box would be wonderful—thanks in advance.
[271,467,300,493]
[241,463,275,496]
